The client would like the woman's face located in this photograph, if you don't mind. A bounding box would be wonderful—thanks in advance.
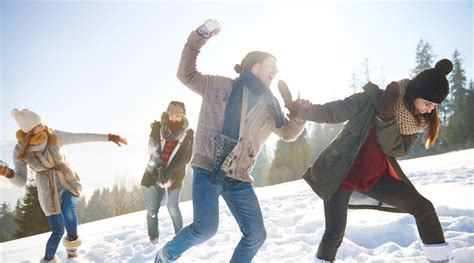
[32,124,46,135]
[413,98,438,115]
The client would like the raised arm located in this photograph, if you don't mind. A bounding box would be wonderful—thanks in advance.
[177,19,222,96]
[295,91,369,124]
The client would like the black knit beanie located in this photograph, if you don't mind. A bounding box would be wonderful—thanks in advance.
[234,51,275,74]
[407,59,453,104]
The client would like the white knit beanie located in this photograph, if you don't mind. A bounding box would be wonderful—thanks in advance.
[11,108,43,133]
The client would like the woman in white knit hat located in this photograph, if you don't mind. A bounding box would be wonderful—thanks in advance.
[0,108,127,263]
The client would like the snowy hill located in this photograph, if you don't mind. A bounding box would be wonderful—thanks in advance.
[1,149,473,262]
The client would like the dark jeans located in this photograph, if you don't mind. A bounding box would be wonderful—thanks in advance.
[164,167,266,263]
[317,175,445,261]
[44,191,79,260]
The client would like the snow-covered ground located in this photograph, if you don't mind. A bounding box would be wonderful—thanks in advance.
[1,149,473,262]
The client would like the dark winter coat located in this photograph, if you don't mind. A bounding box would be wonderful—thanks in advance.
[140,117,194,190]
[298,84,418,212]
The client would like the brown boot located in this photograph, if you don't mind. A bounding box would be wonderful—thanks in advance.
[63,236,82,258]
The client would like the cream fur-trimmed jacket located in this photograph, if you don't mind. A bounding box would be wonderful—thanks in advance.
[177,31,305,182]
[11,130,108,216]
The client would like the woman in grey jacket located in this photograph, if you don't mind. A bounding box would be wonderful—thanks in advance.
[0,108,127,263]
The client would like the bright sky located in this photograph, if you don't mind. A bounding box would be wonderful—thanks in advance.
[0,0,472,204]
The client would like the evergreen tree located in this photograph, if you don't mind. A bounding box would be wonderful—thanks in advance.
[84,189,108,222]
[465,81,474,145]
[14,180,50,238]
[378,66,386,88]
[100,188,114,218]
[411,39,435,76]
[125,184,144,213]
[252,143,272,187]
[349,71,360,94]
[443,51,470,148]
[76,196,87,224]
[267,129,311,185]
[306,122,345,162]
[0,202,17,242]
[361,58,370,82]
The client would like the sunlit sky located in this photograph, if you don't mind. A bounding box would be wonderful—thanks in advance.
[0,0,472,204]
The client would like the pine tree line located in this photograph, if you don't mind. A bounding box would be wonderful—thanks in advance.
[2,39,472,242]
[1,180,145,242]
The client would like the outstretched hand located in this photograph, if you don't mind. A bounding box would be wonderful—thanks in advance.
[108,134,128,147]
[363,81,380,94]
[157,168,172,189]
[0,165,14,179]
[278,80,310,119]
[196,19,221,39]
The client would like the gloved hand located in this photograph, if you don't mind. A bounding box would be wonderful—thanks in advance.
[196,19,221,39]
[278,80,298,119]
[363,81,381,94]
[278,80,311,119]
[374,81,400,121]
[0,164,14,179]
[157,168,172,188]
[108,134,128,147]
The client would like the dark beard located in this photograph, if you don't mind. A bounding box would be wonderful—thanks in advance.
[168,120,184,133]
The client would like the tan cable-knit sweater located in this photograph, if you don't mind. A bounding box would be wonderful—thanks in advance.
[11,130,108,216]
[177,31,305,182]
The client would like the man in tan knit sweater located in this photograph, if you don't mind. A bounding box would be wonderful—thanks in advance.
[155,19,305,263]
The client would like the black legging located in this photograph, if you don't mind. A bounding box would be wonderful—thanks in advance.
[317,175,445,261]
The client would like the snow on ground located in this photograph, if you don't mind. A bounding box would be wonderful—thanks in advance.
[1,149,473,262]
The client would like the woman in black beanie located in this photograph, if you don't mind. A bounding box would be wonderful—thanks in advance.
[291,59,454,262]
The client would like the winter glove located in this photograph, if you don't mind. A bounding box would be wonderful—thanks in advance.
[157,168,172,189]
[0,163,14,179]
[196,19,221,39]
[374,81,401,121]
[108,134,128,147]
[363,81,381,95]
[278,80,299,119]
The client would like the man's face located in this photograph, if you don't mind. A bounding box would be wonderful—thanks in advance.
[251,57,279,88]
[168,114,183,122]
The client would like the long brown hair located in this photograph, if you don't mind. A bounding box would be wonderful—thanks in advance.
[404,87,440,148]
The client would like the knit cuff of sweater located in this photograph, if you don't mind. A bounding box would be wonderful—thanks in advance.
[189,31,208,48]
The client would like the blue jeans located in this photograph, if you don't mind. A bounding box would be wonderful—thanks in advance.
[164,167,266,263]
[44,191,79,260]
[144,185,183,240]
